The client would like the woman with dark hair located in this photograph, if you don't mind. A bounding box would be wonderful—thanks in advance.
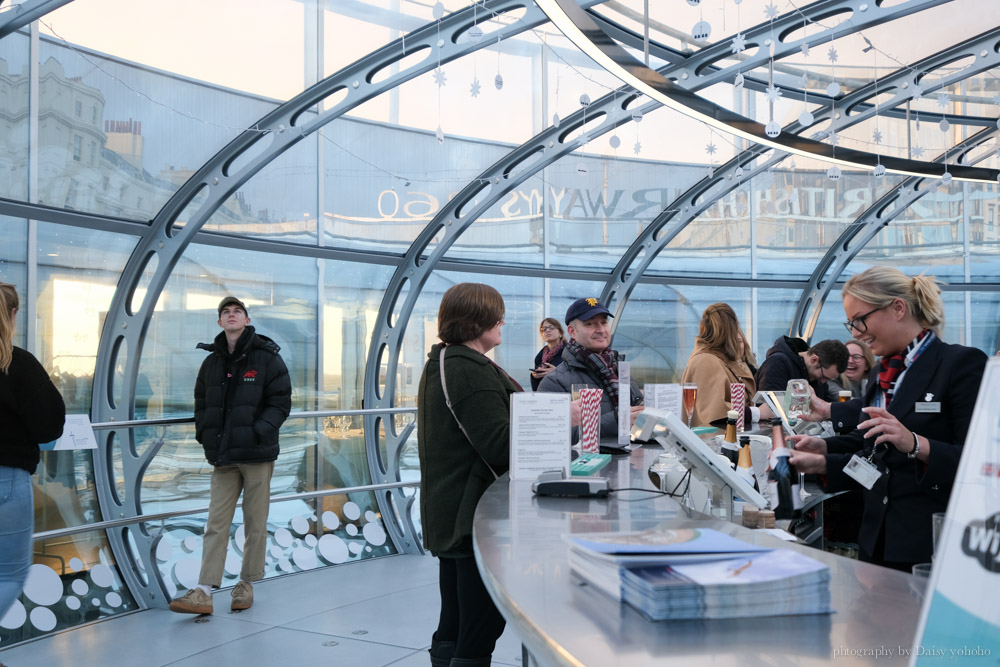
[681,302,758,427]
[0,282,66,618]
[530,317,566,391]
[791,267,987,570]
[417,283,518,667]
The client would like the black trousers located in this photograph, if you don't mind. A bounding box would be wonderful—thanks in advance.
[435,556,506,660]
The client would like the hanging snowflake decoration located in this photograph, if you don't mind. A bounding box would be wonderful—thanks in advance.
[911,145,925,158]
[827,46,839,63]
[706,142,718,155]
[764,3,779,19]
[731,33,748,54]
[433,68,447,87]
[827,131,840,146]
[765,85,783,103]
[801,42,811,57]
[872,129,884,144]
[911,86,923,101]
[936,93,950,109]
[470,78,481,98]
[633,141,642,156]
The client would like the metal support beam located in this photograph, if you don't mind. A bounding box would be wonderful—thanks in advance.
[0,0,72,39]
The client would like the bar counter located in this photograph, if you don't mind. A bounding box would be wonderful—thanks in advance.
[472,444,922,666]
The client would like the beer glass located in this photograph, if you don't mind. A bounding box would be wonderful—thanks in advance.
[682,383,697,428]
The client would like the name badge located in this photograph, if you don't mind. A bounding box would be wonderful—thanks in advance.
[844,454,882,490]
[915,402,941,413]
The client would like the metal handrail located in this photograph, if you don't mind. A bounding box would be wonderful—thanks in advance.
[32,480,419,542]
[90,406,417,430]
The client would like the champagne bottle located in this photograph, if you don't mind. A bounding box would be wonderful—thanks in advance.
[766,419,802,520]
[720,410,740,469]
[737,435,759,492]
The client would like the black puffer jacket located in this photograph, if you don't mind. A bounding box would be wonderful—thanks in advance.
[194,326,291,465]
[756,335,834,402]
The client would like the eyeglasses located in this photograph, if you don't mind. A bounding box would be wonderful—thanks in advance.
[848,353,866,362]
[843,306,884,334]
[539,325,558,332]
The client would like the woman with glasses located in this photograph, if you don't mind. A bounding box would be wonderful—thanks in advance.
[790,267,987,570]
[840,340,875,399]
[0,283,66,619]
[680,303,758,427]
[530,318,566,391]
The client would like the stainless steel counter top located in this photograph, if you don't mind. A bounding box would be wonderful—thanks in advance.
[473,444,921,666]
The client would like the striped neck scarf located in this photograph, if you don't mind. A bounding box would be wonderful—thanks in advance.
[878,329,930,405]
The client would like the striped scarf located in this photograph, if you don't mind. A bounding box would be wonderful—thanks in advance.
[566,339,622,411]
[877,329,930,405]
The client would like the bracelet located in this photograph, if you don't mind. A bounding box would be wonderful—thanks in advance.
[907,432,921,459]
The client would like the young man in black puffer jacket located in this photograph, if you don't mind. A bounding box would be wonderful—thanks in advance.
[170,296,291,615]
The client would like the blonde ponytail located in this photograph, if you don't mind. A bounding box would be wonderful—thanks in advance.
[910,274,945,334]
[0,282,18,373]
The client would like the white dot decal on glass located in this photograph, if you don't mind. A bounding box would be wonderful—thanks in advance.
[274,527,293,548]
[66,596,81,611]
[234,526,245,552]
[317,535,349,564]
[322,511,340,531]
[182,536,199,552]
[365,546,372,553]
[71,579,89,596]
[92,598,101,607]
[348,542,363,555]
[278,557,292,572]
[365,511,377,523]
[23,564,63,605]
[29,607,57,632]
[346,524,358,537]
[90,564,114,589]
[292,546,318,571]
[270,546,282,559]
[290,515,309,535]
[343,502,361,521]
[106,592,122,608]
[224,554,241,576]
[174,558,201,590]
[155,540,173,562]
[69,558,83,571]
[0,600,26,629]
[305,534,318,548]
[362,523,387,546]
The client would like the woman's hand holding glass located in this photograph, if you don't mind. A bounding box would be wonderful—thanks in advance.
[798,390,832,422]
[787,434,827,455]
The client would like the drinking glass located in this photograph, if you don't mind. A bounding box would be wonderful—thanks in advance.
[932,512,946,557]
[682,383,697,428]
[570,383,589,401]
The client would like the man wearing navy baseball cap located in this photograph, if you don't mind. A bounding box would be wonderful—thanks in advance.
[538,297,642,436]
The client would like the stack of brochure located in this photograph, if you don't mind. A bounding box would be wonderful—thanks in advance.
[566,527,831,620]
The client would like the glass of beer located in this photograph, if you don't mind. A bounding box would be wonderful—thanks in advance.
[682,382,697,428]
[571,383,589,401]
[838,390,852,402]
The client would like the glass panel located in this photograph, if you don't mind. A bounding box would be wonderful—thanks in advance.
[0,32,30,201]
[0,216,27,349]
[0,530,137,645]
[970,292,1000,354]
[35,223,139,413]
[968,181,1000,284]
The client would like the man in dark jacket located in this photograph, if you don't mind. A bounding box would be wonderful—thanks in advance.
[755,336,848,403]
[170,296,291,615]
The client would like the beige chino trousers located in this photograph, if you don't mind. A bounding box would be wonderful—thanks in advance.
[198,461,274,588]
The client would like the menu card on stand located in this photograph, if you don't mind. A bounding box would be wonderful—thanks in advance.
[509,392,571,480]
[618,361,631,445]
[644,384,682,416]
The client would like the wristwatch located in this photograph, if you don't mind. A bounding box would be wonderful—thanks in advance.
[907,433,921,459]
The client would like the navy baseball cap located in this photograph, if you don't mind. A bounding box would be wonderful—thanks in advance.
[565,297,613,324]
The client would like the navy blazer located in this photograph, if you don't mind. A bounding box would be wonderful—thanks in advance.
[824,337,987,565]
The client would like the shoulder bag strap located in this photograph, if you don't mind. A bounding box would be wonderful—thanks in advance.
[440,346,499,480]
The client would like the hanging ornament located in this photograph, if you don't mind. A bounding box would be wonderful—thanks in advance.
[734,72,745,90]
[609,135,621,149]
[576,163,588,175]
[828,46,839,63]
[826,81,841,97]
[912,145,925,158]
[764,3,779,19]
[939,118,951,132]
[686,0,700,6]
[631,110,644,123]
[827,131,840,146]
[731,33,748,54]
[432,1,444,19]
[733,0,743,4]
[872,129,883,144]
[706,142,718,155]
[874,164,887,178]
[911,85,923,101]
[995,117,1000,130]
[494,73,504,90]
[706,166,715,179]
[765,85,783,103]
[433,68,447,87]
[468,25,483,42]
[470,77,481,98]
[765,120,781,138]
[552,113,561,128]
[436,126,444,144]
[735,166,745,180]
[633,141,642,155]
[936,93,950,109]
[693,20,711,41]
[579,93,591,107]
[798,110,815,126]
[941,171,953,185]
[801,42,811,57]
[827,165,842,180]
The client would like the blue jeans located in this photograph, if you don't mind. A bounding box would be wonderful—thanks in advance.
[0,466,33,619]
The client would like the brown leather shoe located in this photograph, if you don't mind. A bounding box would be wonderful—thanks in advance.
[169,588,213,615]
[231,580,253,611]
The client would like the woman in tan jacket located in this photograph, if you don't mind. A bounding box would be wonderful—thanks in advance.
[681,303,757,427]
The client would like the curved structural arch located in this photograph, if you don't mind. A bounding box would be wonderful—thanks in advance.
[0,0,72,39]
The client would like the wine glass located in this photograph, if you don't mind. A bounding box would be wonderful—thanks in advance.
[682,383,697,428]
